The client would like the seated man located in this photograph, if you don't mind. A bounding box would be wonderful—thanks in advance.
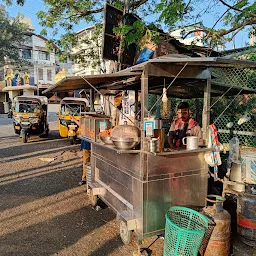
[168,102,202,148]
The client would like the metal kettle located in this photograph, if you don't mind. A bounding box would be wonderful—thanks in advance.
[112,121,141,139]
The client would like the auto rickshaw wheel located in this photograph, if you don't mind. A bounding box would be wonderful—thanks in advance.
[69,136,75,145]
[45,126,49,136]
[14,129,20,135]
[120,221,132,245]
[21,133,28,143]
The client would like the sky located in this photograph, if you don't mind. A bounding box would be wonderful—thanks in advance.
[2,0,251,50]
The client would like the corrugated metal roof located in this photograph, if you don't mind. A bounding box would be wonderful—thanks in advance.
[43,57,256,98]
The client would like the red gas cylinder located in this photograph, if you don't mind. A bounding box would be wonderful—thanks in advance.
[237,184,256,247]
[203,195,231,256]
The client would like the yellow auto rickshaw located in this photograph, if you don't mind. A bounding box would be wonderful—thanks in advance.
[58,97,89,144]
[12,96,49,143]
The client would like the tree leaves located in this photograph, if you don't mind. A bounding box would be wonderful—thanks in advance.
[4,0,256,62]
[0,9,28,65]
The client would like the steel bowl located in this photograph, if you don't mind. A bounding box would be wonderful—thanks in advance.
[100,136,113,145]
[111,137,140,150]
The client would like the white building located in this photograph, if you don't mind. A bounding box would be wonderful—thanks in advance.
[169,23,205,47]
[0,16,73,100]
[72,25,116,76]
[19,17,73,94]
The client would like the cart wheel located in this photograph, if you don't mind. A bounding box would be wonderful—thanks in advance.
[21,133,28,143]
[120,221,132,245]
[45,126,49,136]
[69,136,75,145]
[89,189,98,207]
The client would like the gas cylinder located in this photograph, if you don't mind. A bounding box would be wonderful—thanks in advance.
[237,184,256,247]
[203,195,231,256]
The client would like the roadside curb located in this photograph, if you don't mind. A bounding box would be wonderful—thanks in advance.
[0,115,9,119]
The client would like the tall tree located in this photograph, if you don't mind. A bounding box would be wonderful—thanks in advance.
[0,8,28,66]
[3,0,256,57]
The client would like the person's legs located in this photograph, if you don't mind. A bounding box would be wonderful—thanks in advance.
[79,149,90,185]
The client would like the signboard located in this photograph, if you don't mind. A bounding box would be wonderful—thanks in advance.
[102,3,138,66]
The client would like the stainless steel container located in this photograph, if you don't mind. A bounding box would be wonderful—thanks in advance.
[229,162,245,192]
[112,121,141,139]
[111,137,140,150]
[148,138,158,153]
[100,136,113,145]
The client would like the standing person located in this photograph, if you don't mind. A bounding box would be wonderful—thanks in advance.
[70,115,90,185]
[8,98,12,118]
[168,102,202,148]
[80,139,91,185]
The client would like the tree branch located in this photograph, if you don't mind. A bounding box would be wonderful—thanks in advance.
[182,17,256,43]
[219,0,256,18]
[68,5,103,17]
[212,0,245,29]
[212,9,230,29]
[183,0,192,15]
[228,25,245,41]
[212,0,247,29]
[130,0,149,8]
[217,17,256,37]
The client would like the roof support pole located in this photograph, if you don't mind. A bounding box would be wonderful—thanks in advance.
[135,90,139,120]
[141,65,149,150]
[202,78,211,145]
[90,88,95,112]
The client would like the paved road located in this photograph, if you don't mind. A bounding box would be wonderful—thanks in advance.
[0,118,163,256]
[0,115,57,130]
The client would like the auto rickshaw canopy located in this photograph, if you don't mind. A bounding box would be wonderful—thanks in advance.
[14,96,48,105]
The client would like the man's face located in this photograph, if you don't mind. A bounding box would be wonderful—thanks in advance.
[177,108,190,122]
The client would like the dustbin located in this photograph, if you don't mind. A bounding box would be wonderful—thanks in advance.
[164,206,208,256]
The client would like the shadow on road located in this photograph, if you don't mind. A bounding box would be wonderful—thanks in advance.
[0,205,115,256]
[0,131,78,160]
[88,235,123,256]
[0,126,128,256]
[0,144,79,163]
[0,157,78,180]
[0,161,82,211]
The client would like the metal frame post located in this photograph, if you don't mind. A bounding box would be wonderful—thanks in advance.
[90,88,95,112]
[141,65,149,150]
[202,79,211,145]
[135,90,139,120]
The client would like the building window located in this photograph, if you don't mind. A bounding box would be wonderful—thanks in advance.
[47,69,52,81]
[22,49,32,59]
[38,51,50,60]
[38,68,43,80]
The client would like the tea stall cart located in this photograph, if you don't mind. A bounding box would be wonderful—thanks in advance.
[44,57,256,245]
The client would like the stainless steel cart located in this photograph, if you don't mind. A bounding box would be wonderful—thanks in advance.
[85,141,210,244]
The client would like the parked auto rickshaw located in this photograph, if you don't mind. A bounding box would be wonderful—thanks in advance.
[58,97,89,144]
[12,96,49,143]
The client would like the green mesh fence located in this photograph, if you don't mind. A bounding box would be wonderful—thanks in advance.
[148,66,255,147]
